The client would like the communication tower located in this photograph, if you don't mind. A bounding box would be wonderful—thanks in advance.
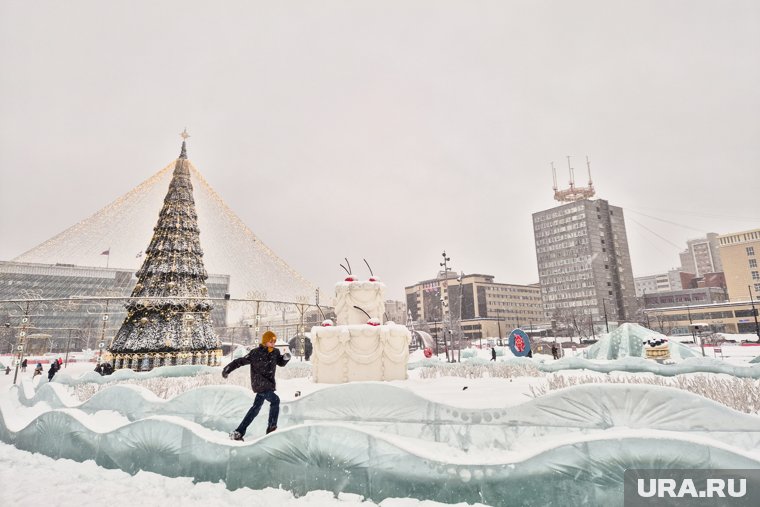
[552,156,595,202]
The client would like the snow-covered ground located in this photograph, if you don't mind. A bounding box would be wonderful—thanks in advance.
[1,344,759,507]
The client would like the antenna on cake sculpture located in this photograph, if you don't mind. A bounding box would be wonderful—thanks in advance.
[363,258,379,282]
[340,258,356,281]
[363,258,374,277]
[353,306,371,319]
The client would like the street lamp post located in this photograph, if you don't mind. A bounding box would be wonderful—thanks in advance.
[496,307,503,345]
[749,285,760,342]
[3,322,10,354]
[601,298,610,333]
[98,300,110,364]
[457,271,464,362]
[440,296,451,362]
[434,320,439,357]
[12,301,31,385]
[687,304,705,357]
[439,251,453,362]
[63,328,76,368]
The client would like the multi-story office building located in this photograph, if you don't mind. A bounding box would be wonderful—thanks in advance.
[532,199,637,331]
[679,233,723,277]
[634,269,686,297]
[718,228,760,301]
[0,261,229,352]
[405,273,544,342]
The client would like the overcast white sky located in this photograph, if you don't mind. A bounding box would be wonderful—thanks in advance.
[1,0,758,300]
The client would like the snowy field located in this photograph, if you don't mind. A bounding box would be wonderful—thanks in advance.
[1,344,759,507]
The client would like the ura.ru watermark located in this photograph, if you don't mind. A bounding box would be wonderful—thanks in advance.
[624,469,760,506]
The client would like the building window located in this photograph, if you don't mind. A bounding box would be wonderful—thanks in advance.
[753,271,760,281]
[751,259,758,268]
[755,283,760,292]
[748,246,756,256]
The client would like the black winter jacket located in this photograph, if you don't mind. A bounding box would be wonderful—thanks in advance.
[223,345,290,392]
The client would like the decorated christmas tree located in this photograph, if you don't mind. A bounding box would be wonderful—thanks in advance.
[109,132,221,370]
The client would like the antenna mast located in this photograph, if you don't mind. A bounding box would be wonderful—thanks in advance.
[552,155,596,202]
[551,162,558,192]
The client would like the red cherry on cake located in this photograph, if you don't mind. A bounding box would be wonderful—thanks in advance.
[345,276,357,282]
[369,277,377,282]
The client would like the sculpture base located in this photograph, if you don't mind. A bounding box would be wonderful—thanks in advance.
[111,349,222,372]
[311,324,411,383]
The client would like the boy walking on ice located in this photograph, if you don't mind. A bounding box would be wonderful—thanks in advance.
[223,330,290,441]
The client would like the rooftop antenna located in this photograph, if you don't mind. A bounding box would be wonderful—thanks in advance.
[551,162,558,192]
[552,154,596,202]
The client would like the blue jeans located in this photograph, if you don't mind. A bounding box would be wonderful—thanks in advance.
[236,390,280,436]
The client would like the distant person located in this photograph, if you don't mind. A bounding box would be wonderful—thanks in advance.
[103,363,114,375]
[551,343,559,360]
[95,363,103,375]
[34,363,43,377]
[47,360,60,381]
[223,330,290,441]
[21,358,27,372]
[4,366,9,375]
[304,339,313,361]
[490,347,496,361]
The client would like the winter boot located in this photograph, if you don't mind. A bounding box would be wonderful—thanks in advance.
[229,431,244,441]
[266,426,277,434]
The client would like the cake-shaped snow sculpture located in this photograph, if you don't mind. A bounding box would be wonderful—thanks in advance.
[311,276,411,383]
[643,337,671,361]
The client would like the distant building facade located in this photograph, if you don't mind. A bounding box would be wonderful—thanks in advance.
[384,300,407,325]
[405,273,544,342]
[634,269,686,297]
[641,287,728,309]
[532,199,637,330]
[679,233,723,277]
[718,228,760,301]
[0,261,229,352]
[635,269,727,298]
[644,300,759,336]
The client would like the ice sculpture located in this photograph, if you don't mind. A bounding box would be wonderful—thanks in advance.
[311,279,411,382]
[583,323,700,361]
[537,355,760,378]
[2,377,760,506]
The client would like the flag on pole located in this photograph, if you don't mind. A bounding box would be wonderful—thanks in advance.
[100,249,110,256]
